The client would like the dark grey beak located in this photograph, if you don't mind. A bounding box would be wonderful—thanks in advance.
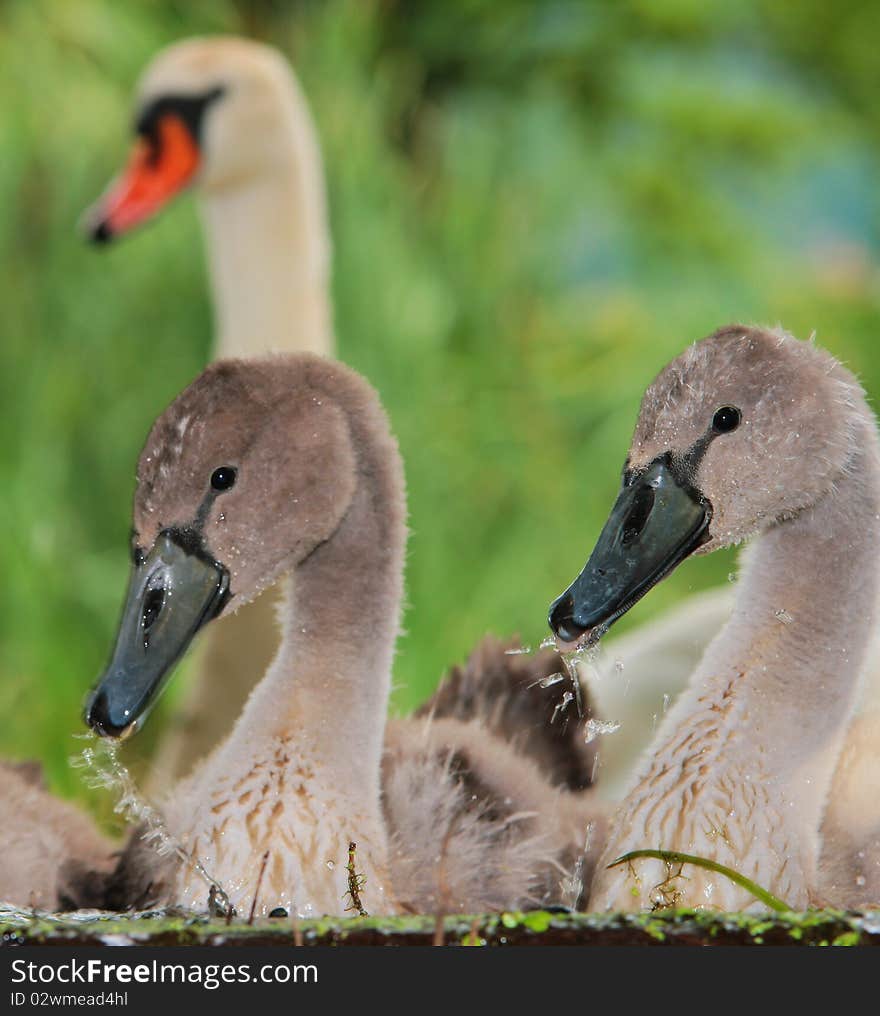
[548,457,711,646]
[85,531,229,738]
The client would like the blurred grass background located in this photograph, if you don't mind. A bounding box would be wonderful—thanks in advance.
[1,0,879,819]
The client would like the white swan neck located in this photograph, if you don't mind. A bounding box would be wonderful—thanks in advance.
[199,143,334,359]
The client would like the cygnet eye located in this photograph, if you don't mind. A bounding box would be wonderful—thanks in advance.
[712,406,741,434]
[210,466,237,492]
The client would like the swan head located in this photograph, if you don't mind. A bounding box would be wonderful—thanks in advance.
[83,36,308,241]
[85,355,359,737]
[549,324,864,647]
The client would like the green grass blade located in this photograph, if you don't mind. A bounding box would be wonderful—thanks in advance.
[607,849,794,913]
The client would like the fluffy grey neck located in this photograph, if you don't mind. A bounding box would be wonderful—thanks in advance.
[199,142,333,359]
[593,413,880,908]
[688,420,880,785]
[225,395,405,797]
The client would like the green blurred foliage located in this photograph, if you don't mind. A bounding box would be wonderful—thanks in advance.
[1,0,879,814]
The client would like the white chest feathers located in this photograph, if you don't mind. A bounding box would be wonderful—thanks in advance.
[591,686,811,912]
[161,740,394,918]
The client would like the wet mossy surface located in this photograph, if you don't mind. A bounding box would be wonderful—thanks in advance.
[2,908,879,946]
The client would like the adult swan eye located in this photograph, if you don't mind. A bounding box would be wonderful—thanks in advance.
[210,466,237,492]
[712,406,741,434]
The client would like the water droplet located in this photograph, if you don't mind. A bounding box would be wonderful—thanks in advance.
[613,659,624,675]
[551,691,574,724]
[727,572,737,583]
[558,822,593,910]
[583,718,621,744]
[591,751,601,783]
[774,608,794,625]
[326,860,336,871]
[538,672,565,688]
[856,875,866,887]
[662,693,670,713]
[505,645,532,656]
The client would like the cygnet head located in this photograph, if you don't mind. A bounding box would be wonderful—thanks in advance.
[549,324,864,646]
[83,37,305,241]
[85,355,362,737]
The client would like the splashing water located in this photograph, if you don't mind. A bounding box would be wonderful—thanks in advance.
[559,821,594,911]
[71,734,231,913]
[504,645,533,656]
[538,634,602,719]
[774,608,794,625]
[536,672,566,689]
[559,649,593,718]
[583,718,621,744]
[551,690,574,725]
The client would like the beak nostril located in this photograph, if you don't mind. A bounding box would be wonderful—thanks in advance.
[141,586,166,645]
[620,484,655,546]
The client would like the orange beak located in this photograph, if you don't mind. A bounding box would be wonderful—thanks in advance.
[85,115,201,243]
